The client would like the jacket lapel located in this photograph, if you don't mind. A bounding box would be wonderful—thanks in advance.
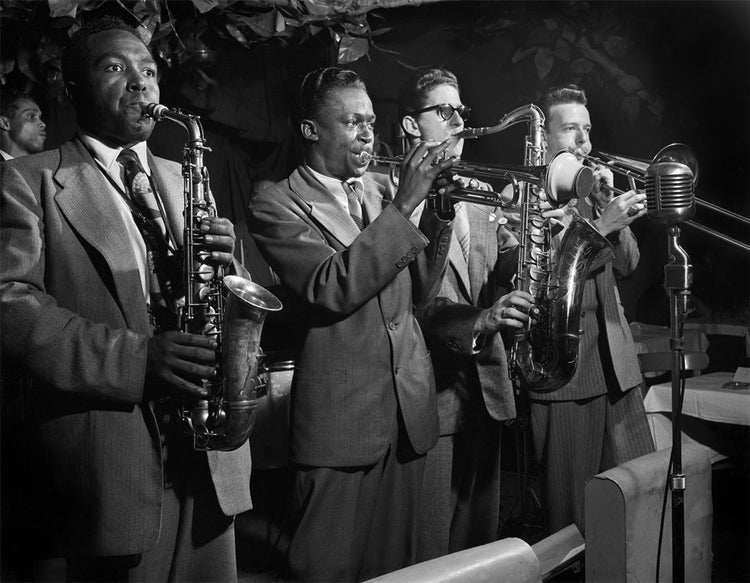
[466,205,497,305]
[148,152,184,247]
[290,166,379,247]
[448,231,472,301]
[54,139,150,332]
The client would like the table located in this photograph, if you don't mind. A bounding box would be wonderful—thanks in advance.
[643,371,750,463]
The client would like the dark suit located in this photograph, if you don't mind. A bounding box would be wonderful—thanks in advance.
[0,138,251,575]
[529,199,655,533]
[249,166,451,581]
[414,202,519,560]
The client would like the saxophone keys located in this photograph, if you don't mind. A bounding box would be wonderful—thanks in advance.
[195,263,215,282]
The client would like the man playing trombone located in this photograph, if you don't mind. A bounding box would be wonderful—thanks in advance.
[398,67,535,560]
[529,84,655,535]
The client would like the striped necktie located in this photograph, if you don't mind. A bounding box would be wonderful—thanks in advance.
[453,202,471,262]
[344,180,366,231]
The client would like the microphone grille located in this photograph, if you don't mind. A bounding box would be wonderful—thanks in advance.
[645,161,695,222]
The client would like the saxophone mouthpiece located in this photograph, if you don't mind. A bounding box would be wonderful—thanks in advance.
[142,103,168,121]
[453,128,480,140]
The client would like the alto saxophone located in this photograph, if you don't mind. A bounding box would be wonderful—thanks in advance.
[143,103,282,451]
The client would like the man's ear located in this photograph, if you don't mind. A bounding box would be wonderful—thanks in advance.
[0,115,9,131]
[300,119,318,142]
[401,115,421,140]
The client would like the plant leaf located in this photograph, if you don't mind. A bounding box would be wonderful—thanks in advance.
[534,47,554,80]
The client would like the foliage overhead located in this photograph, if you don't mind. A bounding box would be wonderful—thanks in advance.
[0,0,662,125]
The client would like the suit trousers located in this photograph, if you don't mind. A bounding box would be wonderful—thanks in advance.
[285,431,426,582]
[66,450,236,583]
[416,405,502,562]
[530,386,655,534]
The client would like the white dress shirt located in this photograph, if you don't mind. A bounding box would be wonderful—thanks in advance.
[80,133,152,301]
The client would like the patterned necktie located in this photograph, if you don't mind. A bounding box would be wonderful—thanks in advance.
[118,148,167,239]
[453,202,471,262]
[117,148,177,330]
[344,180,366,231]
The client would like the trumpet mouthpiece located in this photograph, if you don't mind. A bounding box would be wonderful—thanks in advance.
[357,151,374,164]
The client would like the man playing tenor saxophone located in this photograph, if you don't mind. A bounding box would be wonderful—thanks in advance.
[0,16,251,581]
[398,67,536,560]
[528,84,655,535]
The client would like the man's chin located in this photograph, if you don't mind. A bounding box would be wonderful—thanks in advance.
[127,119,156,142]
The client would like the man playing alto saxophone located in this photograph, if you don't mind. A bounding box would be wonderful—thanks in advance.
[0,16,251,581]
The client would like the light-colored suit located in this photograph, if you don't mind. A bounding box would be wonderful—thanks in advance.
[0,138,252,558]
[414,202,518,559]
[529,199,655,533]
[248,165,451,580]
[250,166,450,467]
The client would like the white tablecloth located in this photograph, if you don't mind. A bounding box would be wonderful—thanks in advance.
[643,372,750,426]
[643,372,750,463]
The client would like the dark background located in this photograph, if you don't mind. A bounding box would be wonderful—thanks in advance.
[4,0,749,321]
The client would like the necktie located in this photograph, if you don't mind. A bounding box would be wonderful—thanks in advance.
[344,180,366,231]
[117,148,177,330]
[118,149,167,239]
[453,202,471,262]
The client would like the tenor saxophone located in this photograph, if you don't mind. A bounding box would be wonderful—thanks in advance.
[143,103,282,451]
[503,105,610,393]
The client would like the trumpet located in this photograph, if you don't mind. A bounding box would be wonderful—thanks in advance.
[581,144,749,252]
[358,149,594,209]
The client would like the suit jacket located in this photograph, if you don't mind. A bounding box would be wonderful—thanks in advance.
[416,203,519,434]
[529,199,643,401]
[248,165,451,467]
[0,138,252,557]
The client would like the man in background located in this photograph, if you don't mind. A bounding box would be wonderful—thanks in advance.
[0,87,46,159]
[399,66,535,560]
[528,84,654,534]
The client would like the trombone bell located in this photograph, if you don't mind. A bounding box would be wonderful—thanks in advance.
[545,151,595,205]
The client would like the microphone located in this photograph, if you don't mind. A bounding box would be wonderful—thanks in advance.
[645,161,695,224]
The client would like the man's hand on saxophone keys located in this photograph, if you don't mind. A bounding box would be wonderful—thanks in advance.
[146,332,217,399]
[473,290,536,337]
[198,216,236,265]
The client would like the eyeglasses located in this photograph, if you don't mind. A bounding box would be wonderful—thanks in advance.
[409,103,471,122]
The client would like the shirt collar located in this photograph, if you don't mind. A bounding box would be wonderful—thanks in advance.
[79,132,151,176]
[306,165,363,194]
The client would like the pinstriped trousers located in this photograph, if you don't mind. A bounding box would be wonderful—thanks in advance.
[530,386,655,534]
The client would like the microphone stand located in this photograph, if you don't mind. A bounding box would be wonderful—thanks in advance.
[664,224,692,583]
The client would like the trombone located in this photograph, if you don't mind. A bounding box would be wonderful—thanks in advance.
[581,144,750,253]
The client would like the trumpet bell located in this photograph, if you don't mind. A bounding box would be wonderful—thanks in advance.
[545,151,595,205]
